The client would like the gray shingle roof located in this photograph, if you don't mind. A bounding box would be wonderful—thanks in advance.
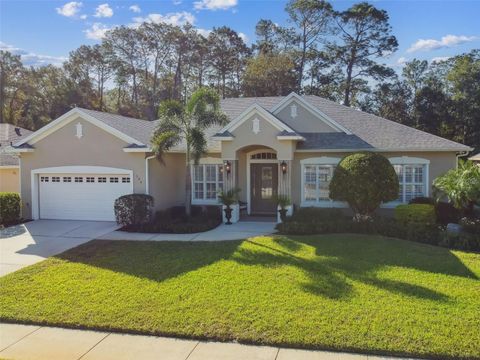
[77,108,157,146]
[0,124,33,166]
[219,95,471,152]
[27,95,471,154]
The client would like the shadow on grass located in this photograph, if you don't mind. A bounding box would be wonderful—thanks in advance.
[56,234,476,303]
[232,235,476,301]
[56,239,242,283]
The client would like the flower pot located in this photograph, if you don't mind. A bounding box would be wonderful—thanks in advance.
[224,207,233,225]
[278,208,288,223]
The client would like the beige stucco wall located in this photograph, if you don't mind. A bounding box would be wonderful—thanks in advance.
[20,116,146,219]
[222,113,295,160]
[0,168,20,192]
[275,100,339,133]
[291,151,457,207]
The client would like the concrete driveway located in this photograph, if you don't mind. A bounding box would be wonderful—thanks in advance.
[0,220,119,276]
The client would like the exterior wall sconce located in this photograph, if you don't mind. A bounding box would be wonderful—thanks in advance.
[280,161,287,174]
[224,161,231,175]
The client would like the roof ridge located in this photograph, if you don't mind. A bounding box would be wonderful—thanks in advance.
[303,95,470,149]
[76,107,151,122]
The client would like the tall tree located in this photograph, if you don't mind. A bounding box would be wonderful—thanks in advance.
[151,88,228,216]
[285,0,333,90]
[0,51,23,124]
[208,26,250,98]
[242,54,297,96]
[329,2,398,106]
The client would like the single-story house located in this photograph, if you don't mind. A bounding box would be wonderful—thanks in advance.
[469,153,480,165]
[0,123,33,192]
[9,92,473,221]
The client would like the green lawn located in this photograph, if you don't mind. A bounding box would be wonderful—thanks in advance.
[1,235,479,359]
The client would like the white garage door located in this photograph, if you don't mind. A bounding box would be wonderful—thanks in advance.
[39,173,133,221]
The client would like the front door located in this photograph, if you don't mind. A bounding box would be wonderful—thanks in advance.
[250,163,278,215]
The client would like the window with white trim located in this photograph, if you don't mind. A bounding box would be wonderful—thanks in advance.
[122,177,130,183]
[98,177,107,183]
[110,177,119,183]
[63,176,71,182]
[40,176,49,182]
[192,164,223,202]
[387,157,429,204]
[303,165,336,202]
[52,176,60,182]
[393,164,427,203]
[86,177,95,183]
[301,157,341,206]
[74,177,83,183]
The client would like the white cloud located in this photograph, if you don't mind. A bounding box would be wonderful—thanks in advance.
[80,14,87,19]
[94,3,113,18]
[132,11,195,27]
[238,32,248,44]
[56,1,83,17]
[129,4,141,13]
[431,56,451,64]
[396,56,408,67]
[194,0,237,11]
[407,34,477,53]
[0,41,67,67]
[84,23,111,40]
[197,28,211,37]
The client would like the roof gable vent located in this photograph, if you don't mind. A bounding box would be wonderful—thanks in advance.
[290,104,297,118]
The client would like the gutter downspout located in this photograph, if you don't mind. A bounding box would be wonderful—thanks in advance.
[456,151,470,169]
[145,155,155,195]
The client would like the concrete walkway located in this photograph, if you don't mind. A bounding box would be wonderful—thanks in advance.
[99,221,277,241]
[0,323,418,360]
[0,220,118,276]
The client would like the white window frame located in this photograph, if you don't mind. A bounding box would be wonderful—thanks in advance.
[300,157,346,208]
[384,156,430,207]
[191,158,224,205]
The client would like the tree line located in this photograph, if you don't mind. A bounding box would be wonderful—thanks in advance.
[0,0,478,151]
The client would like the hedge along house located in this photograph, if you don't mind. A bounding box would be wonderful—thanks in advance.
[9,92,472,222]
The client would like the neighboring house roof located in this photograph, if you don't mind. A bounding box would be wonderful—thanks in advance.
[0,123,33,166]
[11,93,472,154]
[469,153,480,161]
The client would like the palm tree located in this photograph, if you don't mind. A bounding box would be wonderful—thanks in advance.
[433,160,480,217]
[151,88,228,216]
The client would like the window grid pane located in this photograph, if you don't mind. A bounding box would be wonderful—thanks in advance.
[192,164,222,201]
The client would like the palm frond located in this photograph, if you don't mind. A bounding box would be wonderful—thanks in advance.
[151,120,182,164]
[189,127,207,164]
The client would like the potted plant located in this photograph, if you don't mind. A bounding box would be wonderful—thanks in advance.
[218,188,241,225]
[276,195,292,223]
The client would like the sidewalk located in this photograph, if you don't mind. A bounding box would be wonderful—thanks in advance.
[0,323,417,360]
[98,221,277,242]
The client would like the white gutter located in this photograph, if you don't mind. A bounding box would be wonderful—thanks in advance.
[145,155,155,195]
[456,151,470,168]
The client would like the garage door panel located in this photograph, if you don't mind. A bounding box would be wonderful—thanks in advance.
[39,173,132,221]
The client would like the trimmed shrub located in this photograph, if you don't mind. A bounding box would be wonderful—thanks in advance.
[439,231,480,252]
[435,201,461,225]
[114,194,154,226]
[395,204,436,225]
[288,207,345,223]
[123,205,222,234]
[409,197,435,205]
[0,192,21,225]
[459,217,480,235]
[329,153,399,220]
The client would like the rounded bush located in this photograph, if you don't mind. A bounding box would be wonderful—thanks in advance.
[114,194,154,226]
[0,192,21,225]
[329,153,399,219]
[395,204,436,225]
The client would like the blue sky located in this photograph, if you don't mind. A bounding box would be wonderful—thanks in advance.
[1,0,479,68]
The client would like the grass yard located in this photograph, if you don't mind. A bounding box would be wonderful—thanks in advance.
[0,234,479,359]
